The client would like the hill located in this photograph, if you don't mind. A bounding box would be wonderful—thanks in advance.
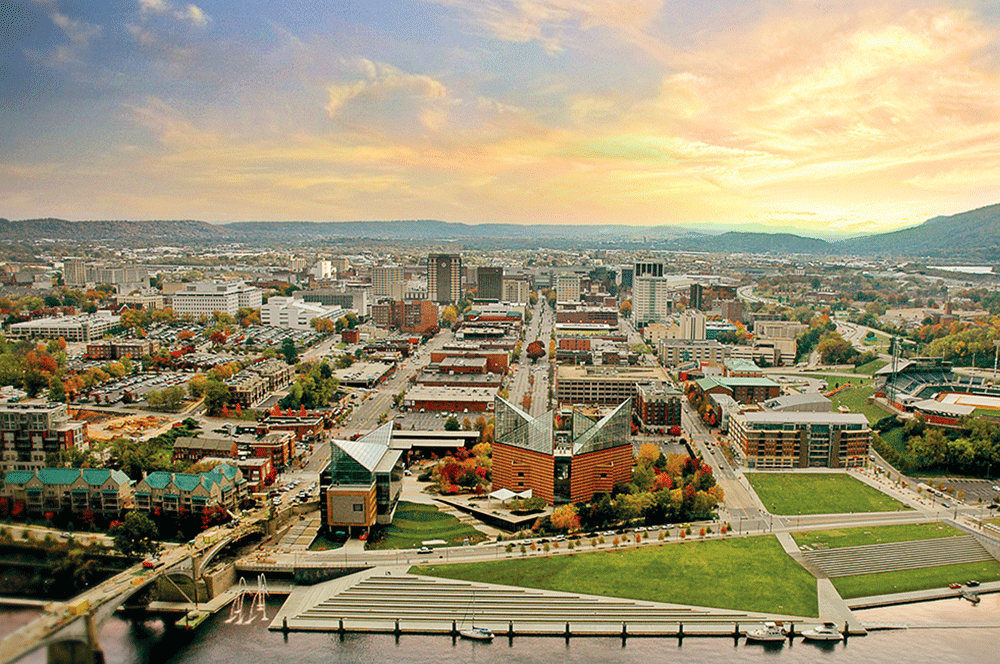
[834,203,1000,261]
[0,219,227,244]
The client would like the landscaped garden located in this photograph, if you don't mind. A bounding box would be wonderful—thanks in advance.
[366,501,488,550]
[413,534,819,617]
[746,473,909,515]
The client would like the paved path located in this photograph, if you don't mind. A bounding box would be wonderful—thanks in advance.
[816,579,865,634]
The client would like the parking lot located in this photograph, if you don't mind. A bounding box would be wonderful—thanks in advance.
[85,371,191,405]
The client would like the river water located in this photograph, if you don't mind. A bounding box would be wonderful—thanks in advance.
[3,592,999,664]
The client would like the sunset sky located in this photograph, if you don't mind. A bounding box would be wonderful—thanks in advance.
[3,0,1000,236]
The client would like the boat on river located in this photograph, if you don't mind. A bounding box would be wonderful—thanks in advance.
[745,622,787,643]
[801,622,843,642]
[459,626,494,641]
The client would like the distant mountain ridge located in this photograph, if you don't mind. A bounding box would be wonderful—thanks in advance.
[1,202,998,260]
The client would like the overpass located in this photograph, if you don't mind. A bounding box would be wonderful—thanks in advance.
[0,518,266,664]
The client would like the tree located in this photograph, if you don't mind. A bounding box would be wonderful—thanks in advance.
[202,380,231,416]
[444,416,460,431]
[526,340,545,363]
[110,511,160,559]
[280,338,298,365]
[550,504,581,532]
[440,306,459,328]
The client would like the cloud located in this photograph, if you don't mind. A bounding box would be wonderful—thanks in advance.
[25,0,102,67]
[137,0,211,27]
[326,60,449,119]
[422,0,665,56]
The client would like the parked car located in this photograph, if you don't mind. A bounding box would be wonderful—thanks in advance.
[417,546,434,554]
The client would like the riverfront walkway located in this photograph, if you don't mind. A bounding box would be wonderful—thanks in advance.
[269,568,834,637]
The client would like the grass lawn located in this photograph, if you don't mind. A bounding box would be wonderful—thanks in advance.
[309,532,346,551]
[829,385,892,424]
[746,473,910,515]
[813,373,870,388]
[833,560,1000,599]
[791,523,961,550]
[854,359,888,375]
[413,535,819,617]
[366,501,488,550]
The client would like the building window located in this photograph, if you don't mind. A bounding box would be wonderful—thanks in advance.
[600,473,608,479]
[517,471,524,477]
[353,504,363,512]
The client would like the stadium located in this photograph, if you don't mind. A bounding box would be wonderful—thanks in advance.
[875,357,1000,427]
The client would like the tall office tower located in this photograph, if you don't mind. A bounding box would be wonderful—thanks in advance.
[690,283,704,310]
[63,259,87,287]
[477,267,503,301]
[372,265,405,298]
[556,275,582,303]
[634,261,665,279]
[619,267,634,290]
[428,253,462,303]
[632,276,673,326]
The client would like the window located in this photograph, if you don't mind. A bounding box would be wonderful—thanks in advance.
[353,504,363,512]
[600,473,608,479]
[517,471,524,477]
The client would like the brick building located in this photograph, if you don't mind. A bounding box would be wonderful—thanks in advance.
[492,398,633,505]
[371,299,438,333]
[171,436,239,465]
[634,383,683,429]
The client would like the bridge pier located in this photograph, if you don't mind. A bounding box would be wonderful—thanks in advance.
[47,613,104,664]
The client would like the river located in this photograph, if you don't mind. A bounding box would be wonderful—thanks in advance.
[3,592,999,664]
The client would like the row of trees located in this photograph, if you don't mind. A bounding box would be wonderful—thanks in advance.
[875,415,1000,477]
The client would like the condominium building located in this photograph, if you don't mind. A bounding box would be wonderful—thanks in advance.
[729,411,870,469]
[372,266,405,298]
[171,280,262,318]
[428,254,462,304]
[0,403,88,471]
[1,468,131,518]
[133,464,247,514]
[680,310,706,340]
[634,382,683,428]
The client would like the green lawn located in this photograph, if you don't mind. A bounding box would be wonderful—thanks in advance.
[413,535,819,617]
[833,561,1000,599]
[829,385,891,424]
[813,373,870,388]
[854,359,888,375]
[791,523,961,550]
[746,473,910,515]
[366,501,488,550]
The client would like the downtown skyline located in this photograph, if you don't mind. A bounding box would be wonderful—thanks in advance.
[3,0,1000,236]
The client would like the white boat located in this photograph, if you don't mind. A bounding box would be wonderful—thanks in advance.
[745,622,786,643]
[801,622,843,642]
[459,626,494,641]
[459,592,493,641]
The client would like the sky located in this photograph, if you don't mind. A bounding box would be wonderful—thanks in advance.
[2,0,1000,236]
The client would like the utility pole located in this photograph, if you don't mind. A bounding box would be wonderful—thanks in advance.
[993,340,1000,380]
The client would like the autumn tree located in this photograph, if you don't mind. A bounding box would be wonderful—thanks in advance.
[525,340,545,363]
[550,504,581,532]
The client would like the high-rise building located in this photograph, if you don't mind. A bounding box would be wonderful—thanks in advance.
[619,267,634,290]
[372,266,405,298]
[477,267,503,301]
[680,310,706,340]
[171,280,262,318]
[63,259,87,287]
[503,279,531,304]
[634,261,665,278]
[428,254,462,303]
[631,276,673,326]
[555,275,581,303]
[0,403,88,471]
[690,283,704,310]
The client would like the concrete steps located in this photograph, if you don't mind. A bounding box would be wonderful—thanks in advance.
[274,573,795,635]
[801,535,993,578]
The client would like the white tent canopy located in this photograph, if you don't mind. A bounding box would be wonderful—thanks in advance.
[489,488,533,502]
